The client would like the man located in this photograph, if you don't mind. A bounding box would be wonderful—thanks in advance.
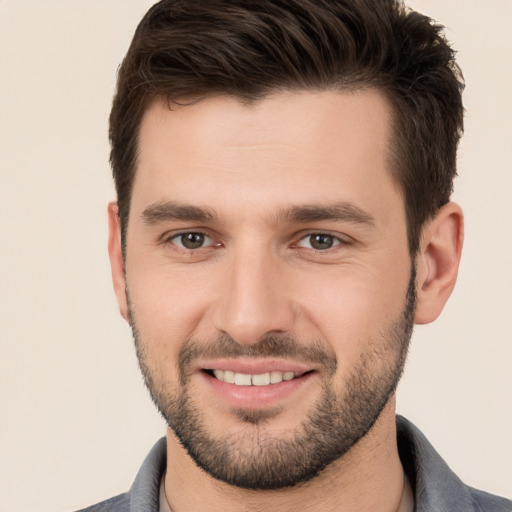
[80,1,511,511]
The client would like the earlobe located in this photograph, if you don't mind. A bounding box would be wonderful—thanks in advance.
[107,202,129,321]
[414,202,464,324]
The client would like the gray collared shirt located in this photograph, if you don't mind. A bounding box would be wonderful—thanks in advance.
[77,416,512,512]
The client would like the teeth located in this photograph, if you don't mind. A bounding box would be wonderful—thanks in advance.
[234,373,252,386]
[270,371,283,384]
[223,370,235,384]
[252,373,271,386]
[210,370,302,386]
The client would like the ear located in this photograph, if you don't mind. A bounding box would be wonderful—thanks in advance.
[414,202,464,325]
[107,202,129,321]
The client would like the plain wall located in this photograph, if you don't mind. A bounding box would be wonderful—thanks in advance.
[0,1,510,511]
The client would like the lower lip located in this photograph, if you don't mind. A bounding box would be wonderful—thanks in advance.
[201,371,315,409]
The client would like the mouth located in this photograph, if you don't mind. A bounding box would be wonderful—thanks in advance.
[197,360,317,409]
[204,369,311,386]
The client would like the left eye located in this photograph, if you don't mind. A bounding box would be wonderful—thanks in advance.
[170,232,214,250]
[297,233,342,250]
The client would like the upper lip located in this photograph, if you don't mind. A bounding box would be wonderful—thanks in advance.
[196,358,315,375]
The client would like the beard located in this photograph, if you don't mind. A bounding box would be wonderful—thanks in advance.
[128,268,416,490]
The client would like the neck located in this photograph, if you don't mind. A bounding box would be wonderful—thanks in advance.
[164,399,406,512]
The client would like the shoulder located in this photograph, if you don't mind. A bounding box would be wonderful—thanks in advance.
[73,492,130,512]
[468,487,512,512]
[73,437,166,512]
[396,416,512,511]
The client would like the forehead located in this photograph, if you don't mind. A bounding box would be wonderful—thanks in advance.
[133,89,401,222]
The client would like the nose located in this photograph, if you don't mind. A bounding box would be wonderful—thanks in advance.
[211,245,295,345]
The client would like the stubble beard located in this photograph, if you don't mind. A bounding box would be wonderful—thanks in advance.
[128,269,416,490]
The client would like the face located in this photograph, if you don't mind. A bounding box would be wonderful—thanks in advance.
[115,90,415,489]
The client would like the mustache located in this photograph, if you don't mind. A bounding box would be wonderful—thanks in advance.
[178,334,337,380]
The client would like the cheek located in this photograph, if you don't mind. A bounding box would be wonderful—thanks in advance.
[296,262,410,364]
[126,262,215,381]
[128,253,212,324]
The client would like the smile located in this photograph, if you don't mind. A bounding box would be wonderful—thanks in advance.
[200,364,316,408]
[209,369,304,386]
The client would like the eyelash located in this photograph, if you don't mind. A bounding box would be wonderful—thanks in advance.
[294,232,348,251]
[164,231,218,251]
[163,230,350,252]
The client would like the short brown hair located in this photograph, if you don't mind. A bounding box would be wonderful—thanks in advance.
[109,0,464,254]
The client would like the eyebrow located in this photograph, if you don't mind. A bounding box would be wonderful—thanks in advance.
[142,201,218,225]
[141,200,375,227]
[277,203,376,226]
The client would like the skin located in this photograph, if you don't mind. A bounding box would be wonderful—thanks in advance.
[108,90,463,512]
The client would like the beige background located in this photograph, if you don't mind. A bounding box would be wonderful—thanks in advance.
[0,1,510,511]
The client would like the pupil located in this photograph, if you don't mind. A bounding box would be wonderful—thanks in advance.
[182,233,204,249]
[310,234,333,250]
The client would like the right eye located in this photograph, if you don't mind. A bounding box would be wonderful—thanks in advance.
[169,232,215,250]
